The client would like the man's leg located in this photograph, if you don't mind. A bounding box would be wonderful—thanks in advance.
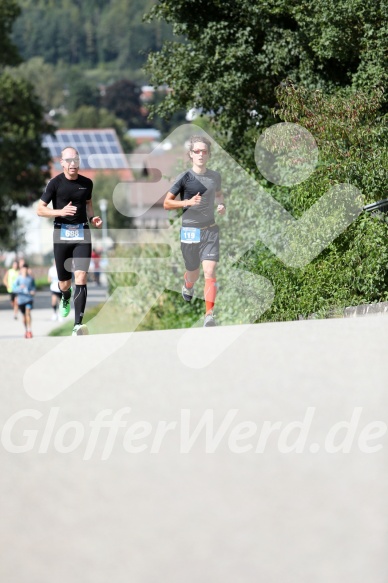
[72,240,91,335]
[12,294,18,319]
[182,267,200,301]
[21,309,27,333]
[54,239,73,318]
[58,280,72,293]
[181,242,200,302]
[200,226,219,326]
[25,307,32,337]
[51,292,57,319]
[19,304,30,338]
[73,270,88,327]
[58,278,72,318]
[203,260,218,315]
[184,268,200,287]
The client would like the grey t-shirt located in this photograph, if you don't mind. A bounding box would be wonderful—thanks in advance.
[169,168,221,227]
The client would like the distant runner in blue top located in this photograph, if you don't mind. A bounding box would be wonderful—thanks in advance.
[12,263,36,338]
[164,135,226,327]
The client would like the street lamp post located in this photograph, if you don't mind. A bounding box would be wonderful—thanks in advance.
[98,198,109,285]
[98,198,108,258]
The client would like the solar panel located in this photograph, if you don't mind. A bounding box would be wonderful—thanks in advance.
[43,129,128,170]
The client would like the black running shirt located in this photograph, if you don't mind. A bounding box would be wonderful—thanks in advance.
[169,169,221,228]
[41,173,93,225]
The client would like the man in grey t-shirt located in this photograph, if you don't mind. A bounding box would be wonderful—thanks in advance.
[164,135,226,327]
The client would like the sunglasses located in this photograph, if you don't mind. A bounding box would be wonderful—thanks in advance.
[62,157,80,164]
[191,149,208,155]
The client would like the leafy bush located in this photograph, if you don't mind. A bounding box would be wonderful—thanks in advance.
[108,85,387,328]
[243,85,388,321]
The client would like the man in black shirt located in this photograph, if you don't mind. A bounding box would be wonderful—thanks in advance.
[37,146,103,336]
[164,135,226,326]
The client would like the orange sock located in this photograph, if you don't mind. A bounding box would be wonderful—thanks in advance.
[204,278,217,314]
[184,272,194,289]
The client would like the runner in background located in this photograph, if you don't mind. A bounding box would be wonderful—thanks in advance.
[91,248,101,286]
[47,259,63,321]
[2,259,19,319]
[12,263,36,338]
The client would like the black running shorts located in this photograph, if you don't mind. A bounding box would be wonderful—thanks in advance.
[18,302,33,314]
[181,225,219,271]
[53,225,92,281]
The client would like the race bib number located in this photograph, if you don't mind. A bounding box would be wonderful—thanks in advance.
[181,227,200,244]
[60,224,85,241]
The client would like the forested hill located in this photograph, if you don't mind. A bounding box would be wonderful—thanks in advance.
[12,0,171,71]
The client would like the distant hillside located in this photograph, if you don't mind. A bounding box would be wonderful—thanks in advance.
[12,0,172,71]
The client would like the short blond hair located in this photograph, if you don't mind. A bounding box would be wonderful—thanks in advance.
[188,135,211,156]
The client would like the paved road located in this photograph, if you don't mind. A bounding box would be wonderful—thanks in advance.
[1,314,388,582]
[0,283,108,339]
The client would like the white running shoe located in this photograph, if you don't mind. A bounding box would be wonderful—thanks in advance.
[72,324,89,336]
[182,284,194,302]
[203,311,216,327]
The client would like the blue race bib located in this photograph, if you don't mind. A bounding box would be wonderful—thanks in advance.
[180,227,200,244]
[60,224,85,241]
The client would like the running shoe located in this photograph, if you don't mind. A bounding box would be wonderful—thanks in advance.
[25,331,33,339]
[182,284,194,302]
[72,324,89,336]
[203,311,216,327]
[59,287,72,318]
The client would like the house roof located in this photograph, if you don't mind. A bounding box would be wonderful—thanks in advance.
[43,128,133,180]
[127,128,161,140]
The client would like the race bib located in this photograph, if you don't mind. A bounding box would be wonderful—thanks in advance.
[181,227,200,244]
[60,224,85,241]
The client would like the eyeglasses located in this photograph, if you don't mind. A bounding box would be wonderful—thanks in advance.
[191,149,208,155]
[62,157,80,164]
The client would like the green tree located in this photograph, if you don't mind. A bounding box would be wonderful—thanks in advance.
[66,77,101,112]
[12,0,173,71]
[233,85,388,322]
[0,0,21,67]
[145,0,388,163]
[101,79,147,128]
[5,57,64,111]
[0,1,52,251]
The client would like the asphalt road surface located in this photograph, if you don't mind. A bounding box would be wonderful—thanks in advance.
[0,283,108,339]
[1,314,387,583]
